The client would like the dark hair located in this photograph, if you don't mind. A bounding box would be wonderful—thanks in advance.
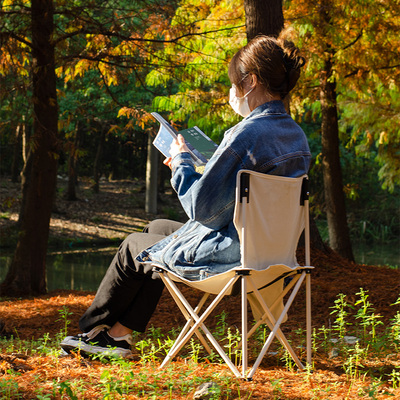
[228,33,305,99]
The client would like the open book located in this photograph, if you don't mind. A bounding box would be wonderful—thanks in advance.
[151,112,218,167]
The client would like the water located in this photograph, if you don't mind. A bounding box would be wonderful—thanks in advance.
[0,242,398,291]
[0,247,118,292]
[353,242,399,268]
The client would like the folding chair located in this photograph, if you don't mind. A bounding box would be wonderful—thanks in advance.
[153,170,313,380]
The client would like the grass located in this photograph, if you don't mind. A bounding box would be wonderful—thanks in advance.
[1,289,399,399]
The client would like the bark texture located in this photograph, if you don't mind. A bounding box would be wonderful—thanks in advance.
[1,0,59,296]
[244,0,284,40]
[320,58,354,261]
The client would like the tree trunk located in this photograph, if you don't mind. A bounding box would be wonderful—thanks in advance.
[320,58,354,261]
[145,133,158,214]
[1,0,59,296]
[244,0,284,41]
[92,125,107,193]
[11,123,22,183]
[65,122,81,201]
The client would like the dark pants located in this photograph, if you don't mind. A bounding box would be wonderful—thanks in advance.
[79,219,184,333]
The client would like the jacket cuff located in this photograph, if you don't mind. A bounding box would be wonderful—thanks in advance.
[171,152,194,173]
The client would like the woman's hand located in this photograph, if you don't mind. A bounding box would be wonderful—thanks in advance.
[170,134,189,158]
[163,157,172,168]
[164,134,190,169]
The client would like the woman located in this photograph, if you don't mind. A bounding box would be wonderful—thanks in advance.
[60,34,311,357]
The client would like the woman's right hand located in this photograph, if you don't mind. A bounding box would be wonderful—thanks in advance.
[170,134,189,158]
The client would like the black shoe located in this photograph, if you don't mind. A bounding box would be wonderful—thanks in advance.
[60,325,133,357]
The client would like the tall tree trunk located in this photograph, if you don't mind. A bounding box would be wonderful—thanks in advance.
[65,122,81,201]
[320,58,354,261]
[145,133,158,214]
[11,123,22,183]
[244,0,283,40]
[317,0,354,261]
[92,124,107,193]
[1,0,59,296]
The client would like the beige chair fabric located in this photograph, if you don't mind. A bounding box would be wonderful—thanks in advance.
[233,171,307,322]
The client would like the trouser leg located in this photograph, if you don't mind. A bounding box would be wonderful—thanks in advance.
[79,232,166,333]
[143,219,184,235]
[79,219,185,333]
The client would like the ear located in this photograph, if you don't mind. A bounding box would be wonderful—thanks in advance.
[249,73,258,88]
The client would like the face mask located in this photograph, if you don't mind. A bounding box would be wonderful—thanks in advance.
[229,84,255,117]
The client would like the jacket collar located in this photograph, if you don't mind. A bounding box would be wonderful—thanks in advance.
[246,100,287,119]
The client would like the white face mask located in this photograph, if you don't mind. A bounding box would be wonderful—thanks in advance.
[229,84,255,117]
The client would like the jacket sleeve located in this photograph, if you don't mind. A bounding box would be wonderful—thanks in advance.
[170,137,246,230]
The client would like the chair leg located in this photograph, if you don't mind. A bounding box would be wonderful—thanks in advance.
[241,276,248,378]
[169,292,213,356]
[246,273,307,379]
[306,272,312,366]
[159,273,243,378]
[158,274,212,357]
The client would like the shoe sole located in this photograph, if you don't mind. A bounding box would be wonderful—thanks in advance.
[60,341,132,358]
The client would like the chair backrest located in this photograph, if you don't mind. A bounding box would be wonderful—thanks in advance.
[233,170,309,270]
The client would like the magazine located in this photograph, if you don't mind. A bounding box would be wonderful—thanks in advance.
[151,112,218,167]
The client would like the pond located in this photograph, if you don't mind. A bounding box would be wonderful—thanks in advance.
[0,247,118,292]
[0,242,398,292]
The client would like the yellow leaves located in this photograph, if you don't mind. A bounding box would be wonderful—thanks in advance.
[379,131,388,145]
[117,107,153,130]
[59,59,91,83]
[2,0,30,7]
[107,125,120,135]
[0,37,31,78]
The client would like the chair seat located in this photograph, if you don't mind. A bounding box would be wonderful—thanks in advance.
[153,263,311,295]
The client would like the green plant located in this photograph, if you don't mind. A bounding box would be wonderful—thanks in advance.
[0,378,20,400]
[355,288,383,344]
[343,341,368,381]
[224,327,242,365]
[389,367,400,389]
[330,293,351,339]
[389,297,400,351]
[55,381,78,400]
[270,378,283,398]
[100,370,123,398]
[280,348,295,371]
[57,306,73,339]
[215,310,228,338]
[189,338,202,363]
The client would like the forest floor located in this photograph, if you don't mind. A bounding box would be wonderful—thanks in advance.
[0,177,399,399]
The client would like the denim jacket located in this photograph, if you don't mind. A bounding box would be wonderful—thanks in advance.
[136,100,311,279]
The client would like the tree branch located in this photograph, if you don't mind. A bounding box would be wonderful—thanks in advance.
[345,64,400,78]
[0,31,32,48]
[54,24,245,46]
[342,31,363,51]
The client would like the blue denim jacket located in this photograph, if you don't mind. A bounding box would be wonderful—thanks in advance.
[137,100,311,279]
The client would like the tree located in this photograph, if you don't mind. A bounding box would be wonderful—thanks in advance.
[316,0,354,260]
[1,0,59,295]
[285,0,400,259]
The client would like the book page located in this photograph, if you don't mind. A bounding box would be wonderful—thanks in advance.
[152,124,175,158]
